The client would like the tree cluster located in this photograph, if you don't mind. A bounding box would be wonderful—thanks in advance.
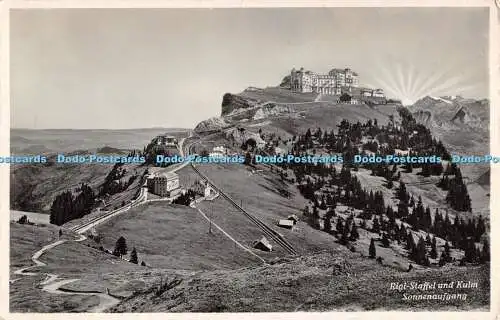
[50,183,96,226]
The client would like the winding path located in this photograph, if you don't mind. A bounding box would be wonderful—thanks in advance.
[11,140,192,312]
[10,133,246,312]
[12,234,121,312]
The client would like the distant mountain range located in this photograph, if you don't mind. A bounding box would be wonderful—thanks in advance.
[409,95,490,185]
[410,95,489,131]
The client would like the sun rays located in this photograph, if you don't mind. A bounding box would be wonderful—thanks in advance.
[364,56,484,105]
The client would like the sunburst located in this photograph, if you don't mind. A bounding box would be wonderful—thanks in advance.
[364,56,481,105]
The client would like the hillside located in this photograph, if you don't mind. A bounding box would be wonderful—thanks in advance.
[10,87,490,312]
[110,251,489,312]
[197,87,401,138]
[10,130,189,213]
[408,95,490,209]
[409,96,489,155]
[10,152,146,213]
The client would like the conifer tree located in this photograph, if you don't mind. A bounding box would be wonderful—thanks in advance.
[397,201,409,219]
[444,241,451,256]
[397,182,408,203]
[415,236,428,265]
[323,209,335,233]
[372,217,380,234]
[360,218,367,229]
[311,205,321,229]
[349,223,360,241]
[430,236,438,259]
[406,232,415,251]
[130,247,138,264]
[113,236,128,258]
[369,238,376,258]
[438,252,447,266]
[464,238,477,263]
[481,238,490,263]
[336,218,344,235]
[381,233,390,247]
[340,226,350,245]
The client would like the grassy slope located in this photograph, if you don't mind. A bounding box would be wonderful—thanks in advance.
[10,130,189,213]
[229,88,398,137]
[238,87,318,103]
[10,276,101,313]
[9,90,490,312]
[10,222,101,312]
[10,221,160,312]
[262,104,395,136]
[95,202,263,270]
[10,222,61,269]
[409,98,490,215]
[110,251,489,312]
[10,162,111,212]
[194,163,341,255]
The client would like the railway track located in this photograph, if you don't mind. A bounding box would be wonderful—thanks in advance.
[70,184,146,234]
[190,163,298,255]
[69,149,192,234]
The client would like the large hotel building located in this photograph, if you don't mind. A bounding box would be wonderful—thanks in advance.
[290,67,385,100]
[290,67,360,95]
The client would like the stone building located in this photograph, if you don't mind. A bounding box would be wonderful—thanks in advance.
[156,135,178,147]
[360,87,385,98]
[290,67,359,95]
[328,68,359,88]
[147,172,180,197]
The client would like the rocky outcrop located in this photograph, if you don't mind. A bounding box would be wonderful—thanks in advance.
[253,103,291,120]
[221,93,259,116]
[279,75,291,88]
[450,107,472,124]
[194,117,231,133]
[225,127,265,148]
[410,96,489,130]
[412,110,432,125]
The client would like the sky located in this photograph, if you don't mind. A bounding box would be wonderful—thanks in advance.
[11,7,489,129]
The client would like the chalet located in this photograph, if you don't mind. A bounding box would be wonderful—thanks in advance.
[287,214,299,224]
[253,236,272,252]
[155,135,178,147]
[209,146,227,158]
[278,219,294,229]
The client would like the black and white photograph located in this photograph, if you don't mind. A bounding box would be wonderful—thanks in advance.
[5,1,497,314]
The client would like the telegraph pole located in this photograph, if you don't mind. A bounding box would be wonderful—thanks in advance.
[209,202,212,234]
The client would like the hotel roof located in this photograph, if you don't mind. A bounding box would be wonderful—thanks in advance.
[157,172,179,179]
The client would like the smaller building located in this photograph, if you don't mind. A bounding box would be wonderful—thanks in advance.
[253,236,273,252]
[361,89,372,97]
[156,135,178,147]
[274,146,286,156]
[278,219,294,229]
[372,89,385,98]
[209,145,227,158]
[204,185,213,198]
[213,146,226,154]
[287,214,299,224]
[147,172,180,197]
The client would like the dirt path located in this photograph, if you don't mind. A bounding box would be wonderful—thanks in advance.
[12,144,190,312]
[12,233,121,312]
